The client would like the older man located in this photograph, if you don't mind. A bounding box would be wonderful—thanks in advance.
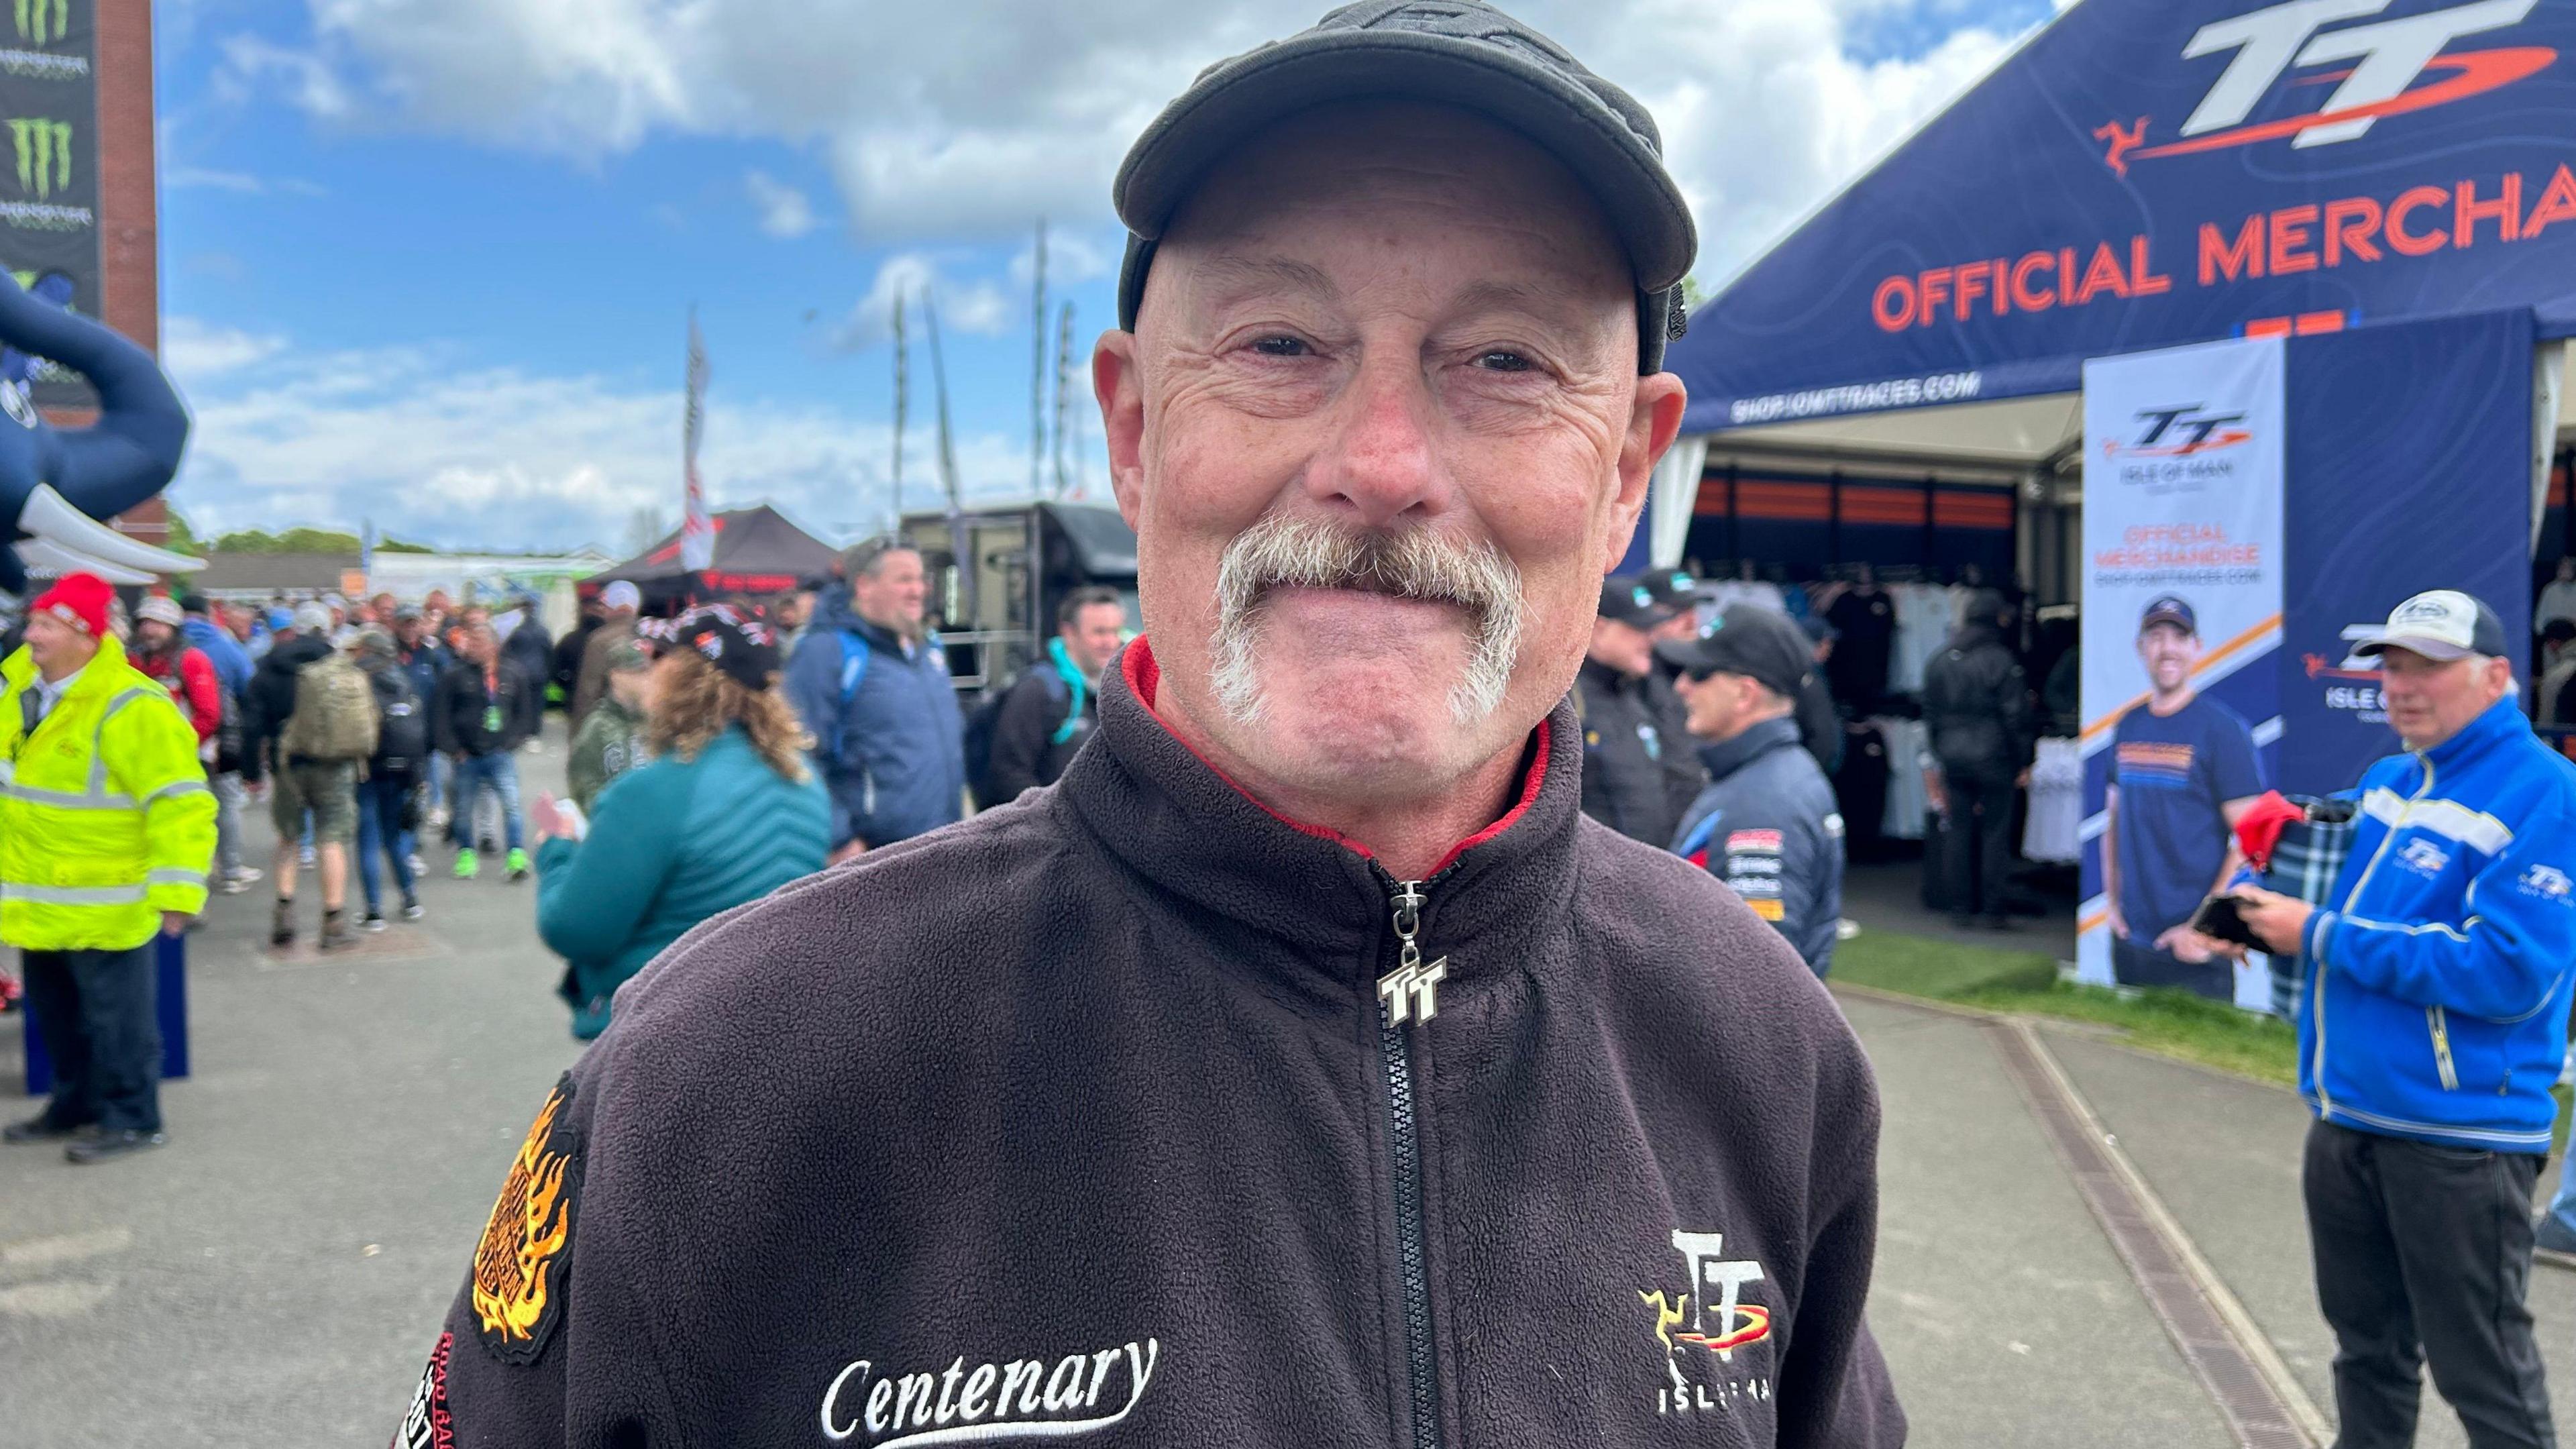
[2235,590,2576,1449]
[570,580,641,727]
[405,7,1900,1445]
[0,574,215,1163]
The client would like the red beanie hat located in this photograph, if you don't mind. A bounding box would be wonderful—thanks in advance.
[32,572,112,638]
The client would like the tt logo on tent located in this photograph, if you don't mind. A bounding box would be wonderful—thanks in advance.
[2097,0,2553,176]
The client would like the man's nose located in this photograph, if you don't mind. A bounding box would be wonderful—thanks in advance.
[1303,352,1453,530]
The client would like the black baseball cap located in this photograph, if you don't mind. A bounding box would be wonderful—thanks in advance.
[1598,575,1672,631]
[1112,0,1698,374]
[1639,568,1699,615]
[1654,604,1813,698]
[2139,595,2196,635]
[2351,590,2510,661]
[637,604,784,690]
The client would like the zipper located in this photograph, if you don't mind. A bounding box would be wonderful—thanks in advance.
[2317,757,2438,1117]
[2428,1006,2459,1090]
[1377,877,1443,1449]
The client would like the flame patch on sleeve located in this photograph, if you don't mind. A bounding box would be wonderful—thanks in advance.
[471,1074,582,1366]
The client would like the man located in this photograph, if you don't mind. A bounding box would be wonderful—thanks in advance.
[565,637,652,814]
[571,580,640,727]
[435,621,539,881]
[1664,605,1846,976]
[2102,595,2265,998]
[979,585,1123,804]
[772,577,822,660]
[394,606,455,841]
[2537,617,2576,727]
[242,604,339,941]
[1576,575,1700,846]
[408,8,1900,1445]
[498,591,554,724]
[0,574,215,1163]
[350,628,426,930]
[2233,590,2576,1449]
[180,594,260,894]
[1796,614,1844,775]
[784,537,965,858]
[129,596,221,759]
[1921,587,2032,928]
[551,592,604,712]
[262,603,378,950]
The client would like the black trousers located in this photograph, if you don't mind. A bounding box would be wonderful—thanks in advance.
[2304,1120,2554,1448]
[23,943,162,1134]
[1940,767,2017,918]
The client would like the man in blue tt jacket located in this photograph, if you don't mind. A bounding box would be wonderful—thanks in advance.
[784,537,965,860]
[2235,590,2576,1449]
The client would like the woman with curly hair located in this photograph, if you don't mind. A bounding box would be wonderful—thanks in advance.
[532,605,830,1039]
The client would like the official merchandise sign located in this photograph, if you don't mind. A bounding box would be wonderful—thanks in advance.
[2078,336,2284,1006]
[0,0,97,409]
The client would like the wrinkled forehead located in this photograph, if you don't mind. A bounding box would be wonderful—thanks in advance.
[1146,101,1631,333]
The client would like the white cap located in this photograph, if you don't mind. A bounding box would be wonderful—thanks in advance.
[293,601,334,635]
[600,580,641,612]
[2351,590,2509,662]
[134,595,184,628]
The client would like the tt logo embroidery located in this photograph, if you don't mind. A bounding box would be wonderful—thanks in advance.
[1378,957,1448,1026]
[1639,1228,1774,1418]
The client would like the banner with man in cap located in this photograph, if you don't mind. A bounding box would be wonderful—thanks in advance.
[2079,335,2286,1003]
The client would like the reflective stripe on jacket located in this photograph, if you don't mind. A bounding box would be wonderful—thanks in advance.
[0,643,218,950]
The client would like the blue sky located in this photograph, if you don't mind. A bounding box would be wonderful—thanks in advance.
[150,0,2057,554]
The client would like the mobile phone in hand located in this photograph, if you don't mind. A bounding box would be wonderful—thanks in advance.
[2189,892,2265,950]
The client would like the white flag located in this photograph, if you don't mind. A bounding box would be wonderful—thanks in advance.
[681,311,714,573]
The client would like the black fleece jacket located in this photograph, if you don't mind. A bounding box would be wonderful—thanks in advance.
[405,638,1904,1449]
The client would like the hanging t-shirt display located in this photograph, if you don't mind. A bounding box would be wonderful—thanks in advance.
[1826,587,1895,708]
[2108,694,2265,992]
[2023,737,2084,865]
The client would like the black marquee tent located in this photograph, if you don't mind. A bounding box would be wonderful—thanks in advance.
[586,504,839,606]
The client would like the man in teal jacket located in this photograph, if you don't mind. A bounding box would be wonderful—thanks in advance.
[2237,590,2576,1449]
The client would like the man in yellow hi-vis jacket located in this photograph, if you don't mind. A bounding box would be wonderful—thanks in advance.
[0,574,216,1164]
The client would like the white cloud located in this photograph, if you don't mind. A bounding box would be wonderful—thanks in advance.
[164,166,329,197]
[162,316,288,378]
[743,168,816,238]
[828,252,1010,354]
[213,35,354,117]
[238,0,2037,280]
[162,329,1046,551]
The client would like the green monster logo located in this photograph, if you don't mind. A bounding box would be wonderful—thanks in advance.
[13,0,66,45]
[7,119,68,198]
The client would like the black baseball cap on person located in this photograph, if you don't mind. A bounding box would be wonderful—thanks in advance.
[1112,0,1699,374]
[637,604,783,690]
[2139,595,2196,635]
[1654,604,1813,698]
[1598,575,1672,631]
[1640,568,1699,615]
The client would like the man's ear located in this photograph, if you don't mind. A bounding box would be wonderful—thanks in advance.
[1095,331,1147,532]
[1605,372,1688,572]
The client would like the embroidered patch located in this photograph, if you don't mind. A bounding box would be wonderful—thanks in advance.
[1746,898,1786,922]
[472,1075,582,1366]
[1725,830,1782,855]
[394,1332,456,1449]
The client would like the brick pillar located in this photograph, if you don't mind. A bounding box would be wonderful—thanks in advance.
[98,0,163,547]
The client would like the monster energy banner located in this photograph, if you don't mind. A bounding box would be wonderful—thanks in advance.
[0,0,96,408]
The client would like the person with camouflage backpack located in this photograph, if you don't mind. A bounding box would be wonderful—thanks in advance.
[260,603,379,951]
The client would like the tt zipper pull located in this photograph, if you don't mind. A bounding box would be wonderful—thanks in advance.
[1379,881,1448,1026]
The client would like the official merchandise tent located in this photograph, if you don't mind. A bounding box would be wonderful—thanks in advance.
[1646,0,2576,598]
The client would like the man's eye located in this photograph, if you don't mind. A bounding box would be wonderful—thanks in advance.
[1475,350,1534,373]
[1250,336,1309,358]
